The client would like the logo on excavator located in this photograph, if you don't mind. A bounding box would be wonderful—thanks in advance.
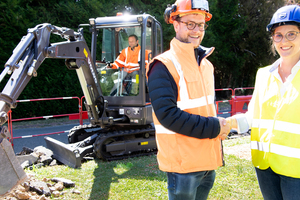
[84,48,99,85]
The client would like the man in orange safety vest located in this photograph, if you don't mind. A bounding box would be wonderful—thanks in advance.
[108,34,148,96]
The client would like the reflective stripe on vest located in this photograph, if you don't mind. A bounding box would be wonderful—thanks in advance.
[252,119,300,135]
[124,47,140,70]
[251,141,300,159]
[251,119,300,159]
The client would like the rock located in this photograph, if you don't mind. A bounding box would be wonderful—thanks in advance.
[2,173,77,199]
[29,185,43,195]
[30,181,51,196]
[16,146,34,155]
[54,182,64,191]
[39,155,52,165]
[15,189,31,199]
[48,186,56,193]
[33,146,53,158]
[50,177,75,187]
[38,195,49,200]
[52,191,60,197]
[49,159,57,166]
[72,189,81,194]
[46,182,52,188]
[16,185,26,192]
[42,178,48,182]
[30,152,39,158]
[27,173,35,179]
[38,195,50,200]
[6,195,18,200]
[29,196,39,200]
[22,182,30,191]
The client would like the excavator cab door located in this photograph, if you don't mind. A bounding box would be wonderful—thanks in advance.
[99,26,142,98]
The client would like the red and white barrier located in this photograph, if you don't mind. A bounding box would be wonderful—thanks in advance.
[7,96,81,145]
[7,87,254,145]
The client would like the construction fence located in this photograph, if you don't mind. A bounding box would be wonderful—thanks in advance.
[7,87,254,144]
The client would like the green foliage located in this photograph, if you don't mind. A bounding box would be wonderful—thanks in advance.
[204,0,246,88]
[204,0,284,89]
[0,0,105,118]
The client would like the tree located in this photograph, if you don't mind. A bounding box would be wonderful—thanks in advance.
[203,0,246,88]
[203,0,284,89]
[236,0,284,88]
[0,0,107,118]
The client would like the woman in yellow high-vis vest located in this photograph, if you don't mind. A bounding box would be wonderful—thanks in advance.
[229,4,300,200]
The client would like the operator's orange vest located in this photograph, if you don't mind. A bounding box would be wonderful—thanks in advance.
[151,38,223,173]
[112,45,149,73]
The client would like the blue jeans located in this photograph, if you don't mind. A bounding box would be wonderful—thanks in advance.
[167,170,216,200]
[255,167,300,200]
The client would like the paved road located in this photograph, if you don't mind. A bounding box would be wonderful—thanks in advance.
[11,124,79,154]
[10,112,231,154]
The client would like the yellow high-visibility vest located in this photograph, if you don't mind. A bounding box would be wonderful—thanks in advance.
[251,65,300,178]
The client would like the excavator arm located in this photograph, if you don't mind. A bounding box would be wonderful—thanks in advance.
[0,23,112,128]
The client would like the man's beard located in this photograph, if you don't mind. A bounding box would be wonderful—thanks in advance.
[178,36,201,47]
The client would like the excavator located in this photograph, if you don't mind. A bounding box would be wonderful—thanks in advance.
[0,13,163,169]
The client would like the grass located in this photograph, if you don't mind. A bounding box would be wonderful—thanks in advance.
[224,135,250,147]
[25,136,263,200]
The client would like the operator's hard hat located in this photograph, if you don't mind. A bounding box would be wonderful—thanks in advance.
[164,0,212,24]
[266,5,300,32]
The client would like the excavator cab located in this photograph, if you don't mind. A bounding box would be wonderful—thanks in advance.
[87,14,163,126]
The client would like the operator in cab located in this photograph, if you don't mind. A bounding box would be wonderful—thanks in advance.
[110,34,145,72]
[107,34,150,96]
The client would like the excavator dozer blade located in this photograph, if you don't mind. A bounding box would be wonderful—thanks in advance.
[0,138,27,196]
[44,137,93,168]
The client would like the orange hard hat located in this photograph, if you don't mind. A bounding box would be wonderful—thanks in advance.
[164,0,212,24]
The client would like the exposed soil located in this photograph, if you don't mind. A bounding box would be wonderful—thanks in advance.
[224,143,251,161]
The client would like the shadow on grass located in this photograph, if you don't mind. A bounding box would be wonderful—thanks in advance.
[89,155,167,200]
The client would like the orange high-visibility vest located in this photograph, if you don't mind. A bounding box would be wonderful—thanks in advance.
[112,45,149,73]
[150,38,223,173]
[251,64,300,178]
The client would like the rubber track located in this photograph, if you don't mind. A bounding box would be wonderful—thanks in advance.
[93,127,157,161]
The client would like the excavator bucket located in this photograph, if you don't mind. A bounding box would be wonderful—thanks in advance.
[0,137,27,196]
[44,134,97,168]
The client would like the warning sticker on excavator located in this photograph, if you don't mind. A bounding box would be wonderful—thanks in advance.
[141,141,148,145]
[84,48,88,58]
